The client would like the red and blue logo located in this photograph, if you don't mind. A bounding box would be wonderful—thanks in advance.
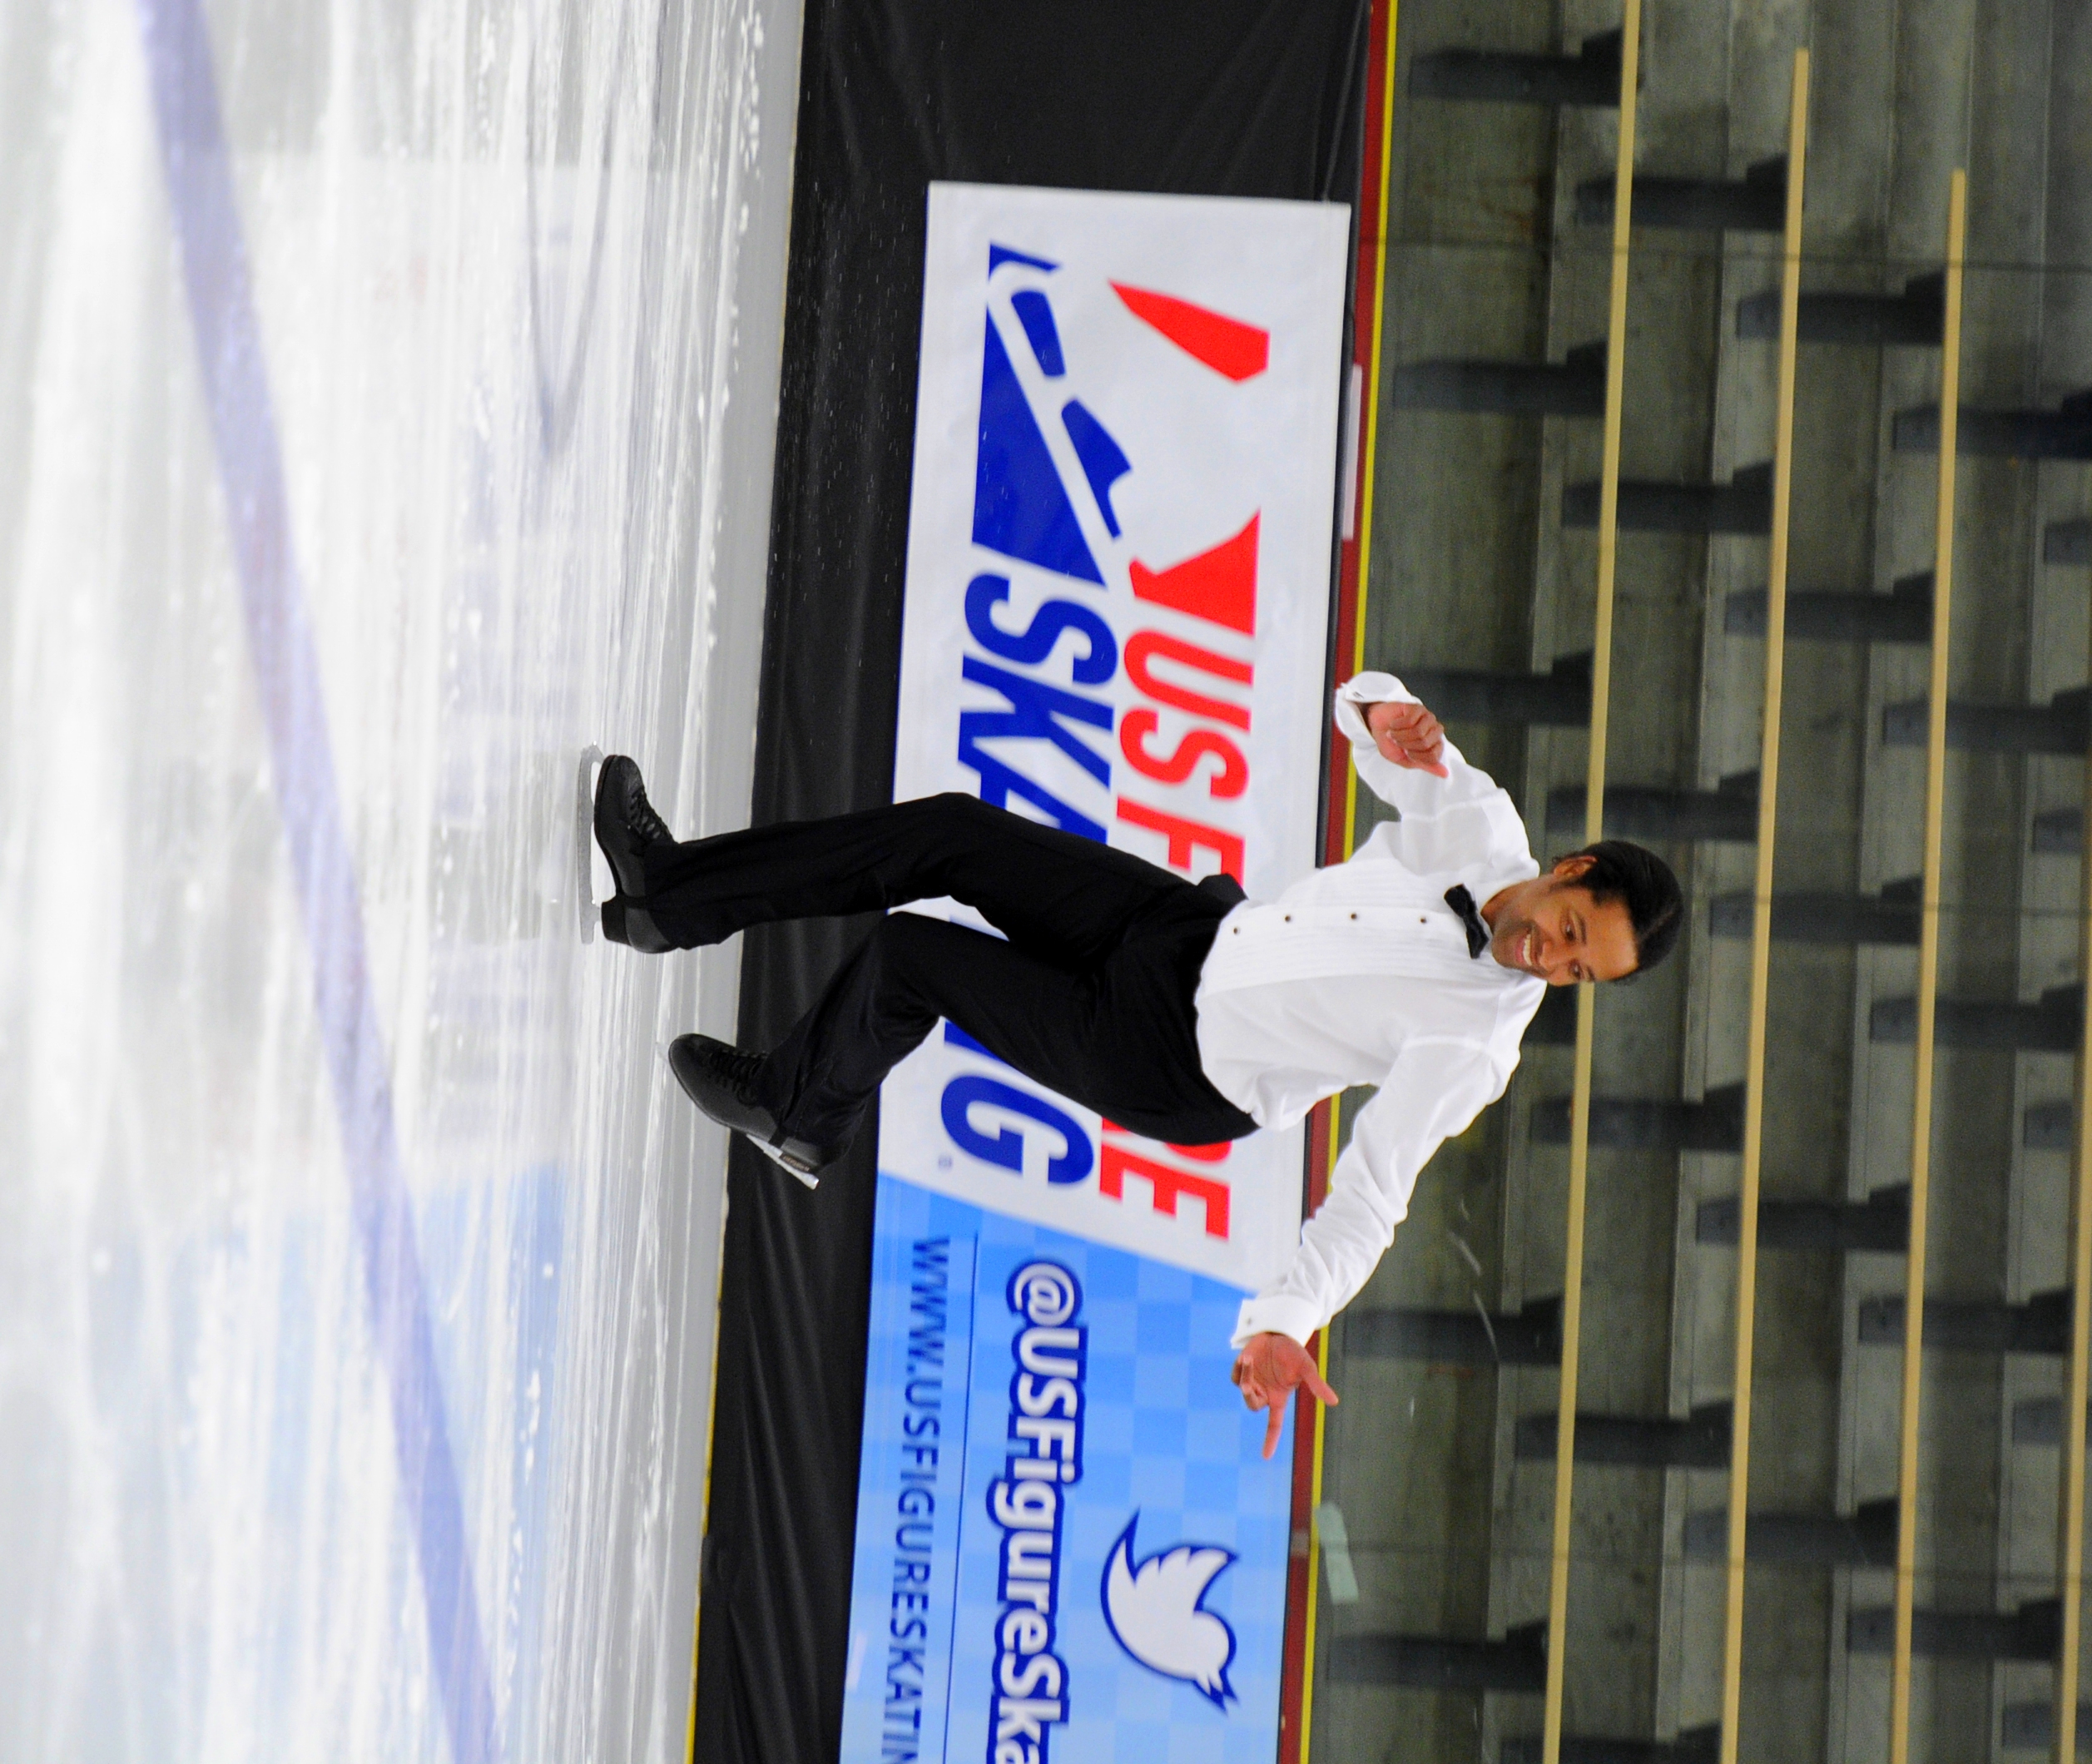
[956,242,1271,876]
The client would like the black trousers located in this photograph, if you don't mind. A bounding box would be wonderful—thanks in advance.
[637,793,1260,1152]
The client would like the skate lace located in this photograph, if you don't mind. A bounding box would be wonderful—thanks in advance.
[716,1046,767,1098]
[627,785,673,850]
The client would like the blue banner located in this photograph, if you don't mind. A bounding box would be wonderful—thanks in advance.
[837,1177,1294,1764]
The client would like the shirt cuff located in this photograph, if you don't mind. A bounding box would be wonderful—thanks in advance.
[1231,1292,1323,1350]
[1333,671,1416,746]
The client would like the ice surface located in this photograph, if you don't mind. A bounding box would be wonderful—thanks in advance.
[0,0,801,1758]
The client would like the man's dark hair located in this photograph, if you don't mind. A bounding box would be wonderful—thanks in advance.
[1559,840,1683,975]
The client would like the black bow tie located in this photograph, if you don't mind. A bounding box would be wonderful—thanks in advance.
[1445,884,1490,959]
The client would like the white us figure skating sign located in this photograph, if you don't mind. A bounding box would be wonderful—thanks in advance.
[838,184,1349,1764]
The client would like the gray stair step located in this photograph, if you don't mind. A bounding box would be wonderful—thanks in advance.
[2035,809,2084,852]
[1329,1621,1547,1690]
[2010,1398,2092,1445]
[2002,1702,2092,1752]
[2027,1100,2077,1147]
[1576,156,1786,231]
[1345,1296,1562,1366]
[1857,1289,2072,1354]
[1532,1083,1743,1151]
[1502,1731,1718,1764]
[1723,572,1931,642]
[1564,462,1772,533]
[1390,344,1605,416]
[1408,29,1622,107]
[1514,1402,1730,1468]
[2045,519,2092,564]
[1881,686,2090,754]
[1870,985,2082,1051]
[1708,880,1920,945]
[1892,392,2092,460]
[1848,1599,2060,1659]
[1546,773,1758,843]
[1736,272,1943,346]
[1696,1186,1909,1253]
[1681,1499,1896,1565]
[1400,652,1592,726]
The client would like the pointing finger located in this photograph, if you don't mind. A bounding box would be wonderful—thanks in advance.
[1261,1400,1286,1460]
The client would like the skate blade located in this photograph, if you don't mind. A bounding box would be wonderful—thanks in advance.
[576,746,604,943]
[749,1133,822,1192]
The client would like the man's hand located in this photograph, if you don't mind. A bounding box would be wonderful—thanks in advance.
[1231,1331,1340,1459]
[1362,697,1449,777]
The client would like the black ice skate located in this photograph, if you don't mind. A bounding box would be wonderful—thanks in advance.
[592,754,675,952]
[668,1034,839,1188]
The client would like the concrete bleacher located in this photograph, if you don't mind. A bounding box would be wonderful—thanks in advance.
[1311,0,2092,1762]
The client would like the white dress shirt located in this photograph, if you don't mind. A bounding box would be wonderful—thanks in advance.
[1195,671,1546,1347]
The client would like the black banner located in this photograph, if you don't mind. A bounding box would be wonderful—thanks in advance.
[692,7,1370,1759]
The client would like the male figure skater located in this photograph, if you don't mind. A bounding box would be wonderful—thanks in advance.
[591,672,1681,1452]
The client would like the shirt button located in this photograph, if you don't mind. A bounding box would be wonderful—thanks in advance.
[1283,914,1291,922]
[1350,913,1357,920]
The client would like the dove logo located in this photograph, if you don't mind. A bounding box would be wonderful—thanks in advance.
[1099,1515,1239,1710]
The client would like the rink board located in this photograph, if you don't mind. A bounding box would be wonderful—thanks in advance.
[839,185,1347,1762]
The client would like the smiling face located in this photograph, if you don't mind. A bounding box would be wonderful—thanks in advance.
[1480,855,1641,985]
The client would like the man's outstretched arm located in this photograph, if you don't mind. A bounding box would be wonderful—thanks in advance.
[1227,1043,1510,1457]
[1337,673,1533,878]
